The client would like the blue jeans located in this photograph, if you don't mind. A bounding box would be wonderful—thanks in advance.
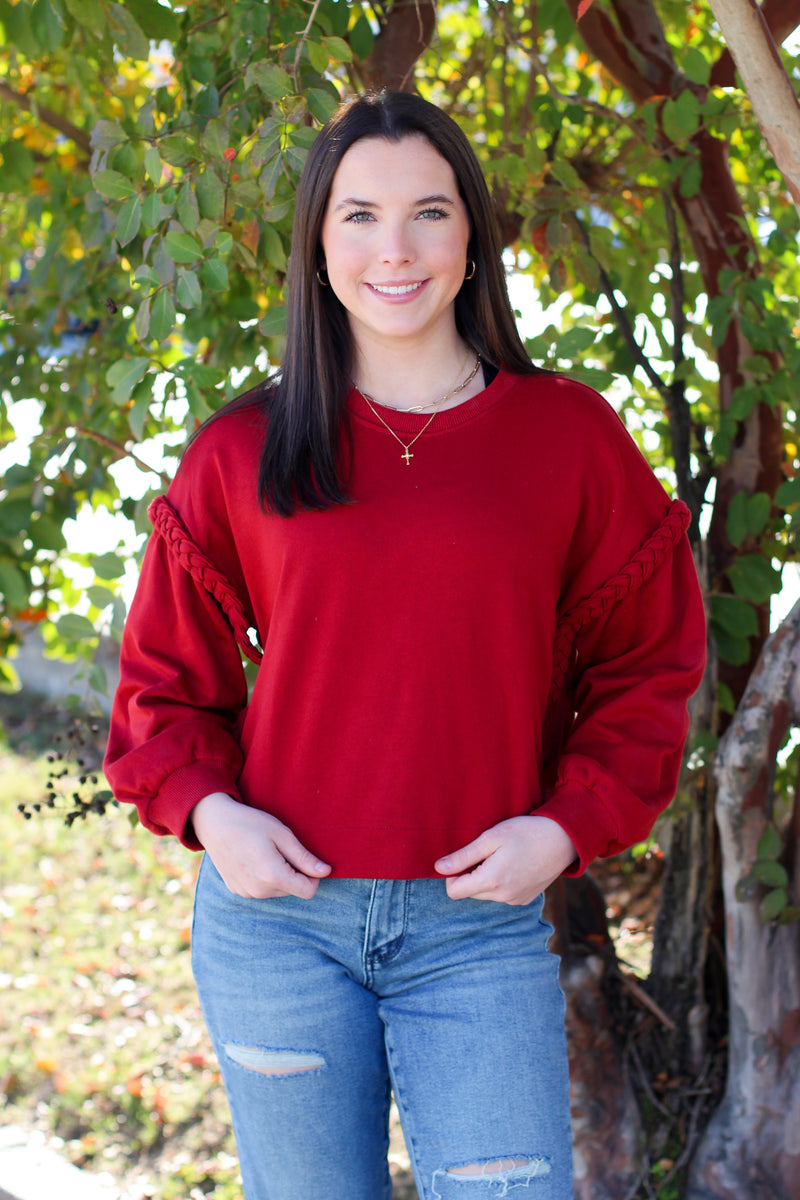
[191,856,573,1200]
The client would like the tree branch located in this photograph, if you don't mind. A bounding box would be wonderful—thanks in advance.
[68,426,171,489]
[0,82,92,158]
[293,0,325,81]
[572,212,669,400]
[707,0,800,214]
[359,0,437,91]
[710,0,800,86]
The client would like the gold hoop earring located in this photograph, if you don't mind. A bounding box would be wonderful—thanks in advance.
[316,266,329,286]
[464,260,476,280]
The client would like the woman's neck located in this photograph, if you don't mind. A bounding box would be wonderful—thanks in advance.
[353,338,483,413]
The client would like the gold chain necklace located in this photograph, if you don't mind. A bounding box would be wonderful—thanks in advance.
[353,354,482,466]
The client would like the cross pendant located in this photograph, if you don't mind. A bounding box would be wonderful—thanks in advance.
[401,447,414,465]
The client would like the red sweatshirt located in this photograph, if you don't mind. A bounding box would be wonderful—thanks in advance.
[104,370,706,878]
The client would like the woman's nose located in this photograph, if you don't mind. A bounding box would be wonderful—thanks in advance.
[378,222,414,264]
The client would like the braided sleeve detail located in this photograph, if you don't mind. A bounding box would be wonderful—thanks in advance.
[148,496,263,665]
[549,499,691,704]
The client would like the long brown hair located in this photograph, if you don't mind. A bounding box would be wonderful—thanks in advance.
[258,91,540,515]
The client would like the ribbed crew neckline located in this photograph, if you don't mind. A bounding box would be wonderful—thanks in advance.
[347,367,515,437]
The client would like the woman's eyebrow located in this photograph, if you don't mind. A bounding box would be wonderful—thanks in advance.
[332,193,457,212]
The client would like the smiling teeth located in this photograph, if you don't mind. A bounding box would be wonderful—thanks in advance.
[372,282,423,295]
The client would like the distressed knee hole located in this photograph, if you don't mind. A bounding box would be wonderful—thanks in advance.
[444,1155,551,1180]
[222,1044,325,1076]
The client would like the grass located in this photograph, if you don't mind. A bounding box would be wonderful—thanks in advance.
[0,698,241,1198]
[0,692,417,1200]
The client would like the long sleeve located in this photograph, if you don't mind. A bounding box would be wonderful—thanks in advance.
[536,502,706,874]
[103,501,253,849]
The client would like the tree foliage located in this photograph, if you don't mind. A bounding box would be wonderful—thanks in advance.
[1,0,799,685]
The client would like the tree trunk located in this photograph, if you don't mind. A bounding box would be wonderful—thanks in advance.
[546,876,647,1198]
[706,0,800,213]
[687,605,800,1199]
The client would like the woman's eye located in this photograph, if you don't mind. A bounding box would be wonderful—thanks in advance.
[344,210,374,223]
[418,207,448,221]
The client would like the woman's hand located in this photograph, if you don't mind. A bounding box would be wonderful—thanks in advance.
[191,792,332,899]
[434,815,577,905]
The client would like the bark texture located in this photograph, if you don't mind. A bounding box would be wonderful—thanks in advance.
[687,604,800,1200]
[546,876,646,1198]
[707,0,800,212]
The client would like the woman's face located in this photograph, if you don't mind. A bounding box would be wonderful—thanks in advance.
[319,135,472,355]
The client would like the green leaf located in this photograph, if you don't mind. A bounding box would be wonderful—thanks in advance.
[711,593,758,638]
[177,179,200,232]
[713,628,751,666]
[152,238,176,284]
[753,860,789,888]
[106,356,149,403]
[31,0,64,52]
[90,119,127,151]
[0,140,35,188]
[125,0,178,39]
[726,554,782,603]
[56,613,97,641]
[150,288,176,341]
[176,267,202,309]
[324,35,352,62]
[760,887,787,922]
[284,145,308,176]
[201,257,228,292]
[0,0,38,56]
[678,157,702,199]
[87,584,116,609]
[661,90,701,143]
[725,490,748,547]
[134,295,151,341]
[307,88,339,124]
[554,327,596,358]
[306,39,329,73]
[549,158,582,190]
[195,168,225,220]
[261,223,287,271]
[144,146,162,186]
[108,2,149,59]
[165,230,202,263]
[160,135,197,169]
[93,169,137,200]
[0,498,33,537]
[349,13,374,59]
[683,46,711,86]
[141,191,163,229]
[775,477,800,508]
[0,561,28,609]
[115,194,141,246]
[746,492,771,537]
[202,118,230,160]
[708,294,734,347]
[92,551,126,579]
[259,306,287,337]
[28,515,66,551]
[756,823,783,860]
[246,61,292,100]
[63,0,102,27]
[188,54,215,84]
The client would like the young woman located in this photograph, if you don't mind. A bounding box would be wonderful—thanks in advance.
[105,91,706,1200]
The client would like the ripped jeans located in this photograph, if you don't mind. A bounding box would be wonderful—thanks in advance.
[191,856,573,1200]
